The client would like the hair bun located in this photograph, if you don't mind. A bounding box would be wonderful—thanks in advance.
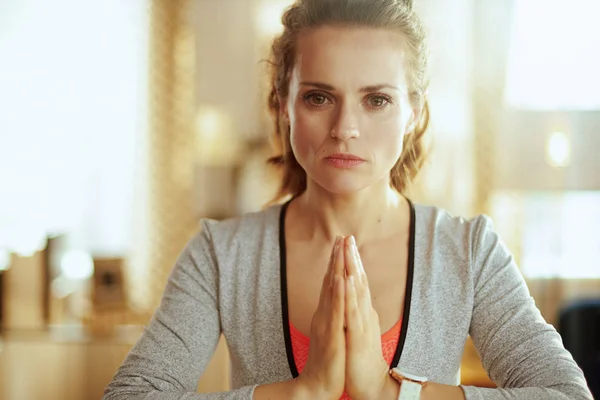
[403,0,413,10]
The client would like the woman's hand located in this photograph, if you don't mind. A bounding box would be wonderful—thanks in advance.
[343,235,394,400]
[296,236,346,400]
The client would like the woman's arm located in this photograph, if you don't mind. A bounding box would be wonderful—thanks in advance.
[459,216,593,400]
[103,222,303,400]
[102,223,247,399]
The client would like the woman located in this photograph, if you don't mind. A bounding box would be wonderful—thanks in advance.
[104,0,593,399]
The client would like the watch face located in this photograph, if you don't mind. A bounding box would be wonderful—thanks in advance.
[391,368,429,383]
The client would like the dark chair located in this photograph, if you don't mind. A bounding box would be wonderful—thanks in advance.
[558,299,600,398]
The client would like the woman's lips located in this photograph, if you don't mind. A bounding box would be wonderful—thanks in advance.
[324,153,366,168]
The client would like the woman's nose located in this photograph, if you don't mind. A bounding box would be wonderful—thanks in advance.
[330,104,360,140]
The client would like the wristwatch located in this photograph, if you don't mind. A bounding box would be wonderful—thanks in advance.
[389,368,428,400]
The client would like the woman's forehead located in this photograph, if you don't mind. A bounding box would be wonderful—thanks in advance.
[293,25,409,90]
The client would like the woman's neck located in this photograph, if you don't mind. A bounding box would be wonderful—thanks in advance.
[291,179,410,244]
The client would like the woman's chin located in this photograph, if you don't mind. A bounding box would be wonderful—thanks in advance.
[311,175,373,196]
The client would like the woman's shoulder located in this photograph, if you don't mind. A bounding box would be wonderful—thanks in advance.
[412,202,498,266]
[194,203,283,255]
[413,202,493,237]
[202,203,282,232]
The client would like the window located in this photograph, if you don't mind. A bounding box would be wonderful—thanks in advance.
[505,0,600,110]
[0,0,149,257]
[491,191,600,279]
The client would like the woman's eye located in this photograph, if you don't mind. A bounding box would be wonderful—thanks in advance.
[312,95,326,104]
[366,95,391,109]
[304,92,331,107]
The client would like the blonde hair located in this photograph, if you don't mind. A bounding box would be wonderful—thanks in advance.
[266,0,429,204]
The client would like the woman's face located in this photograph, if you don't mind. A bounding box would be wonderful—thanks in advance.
[284,25,417,195]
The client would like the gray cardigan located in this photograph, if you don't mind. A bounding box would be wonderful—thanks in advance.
[104,202,592,400]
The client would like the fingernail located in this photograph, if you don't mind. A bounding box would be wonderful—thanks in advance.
[349,235,356,247]
[334,236,340,251]
[349,235,359,258]
[351,236,358,254]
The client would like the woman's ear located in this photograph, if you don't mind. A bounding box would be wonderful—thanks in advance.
[404,110,418,134]
[277,89,290,125]
[405,98,426,134]
[282,109,290,125]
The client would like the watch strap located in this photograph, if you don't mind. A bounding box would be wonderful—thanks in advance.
[389,368,428,400]
[398,379,422,400]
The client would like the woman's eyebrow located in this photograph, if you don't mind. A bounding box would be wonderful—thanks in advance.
[299,81,400,92]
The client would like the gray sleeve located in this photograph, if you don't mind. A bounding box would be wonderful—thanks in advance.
[460,216,593,400]
[103,221,257,400]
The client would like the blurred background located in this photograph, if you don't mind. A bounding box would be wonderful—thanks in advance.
[0,0,599,398]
